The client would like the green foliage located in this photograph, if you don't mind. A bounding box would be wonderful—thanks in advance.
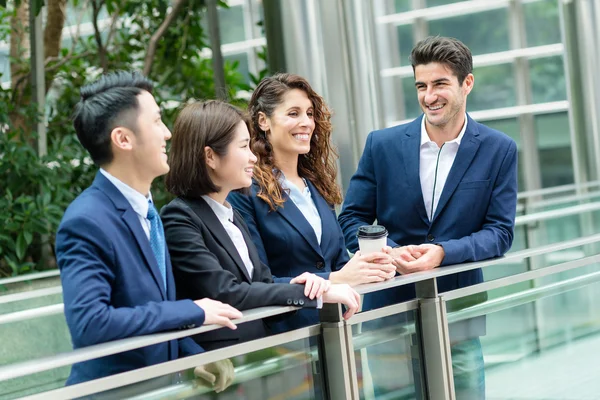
[0,0,252,276]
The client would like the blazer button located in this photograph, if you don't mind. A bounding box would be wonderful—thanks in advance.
[316,261,325,270]
[287,299,293,305]
[188,324,195,329]
[293,299,299,305]
[299,300,304,306]
[427,234,435,242]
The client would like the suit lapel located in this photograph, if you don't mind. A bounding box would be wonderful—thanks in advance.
[277,190,323,257]
[232,211,264,282]
[402,117,430,225]
[433,117,481,221]
[188,198,252,283]
[93,172,167,299]
[307,181,335,253]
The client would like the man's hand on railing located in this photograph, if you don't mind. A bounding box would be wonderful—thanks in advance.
[322,284,361,319]
[392,244,444,274]
[194,298,243,330]
[194,358,235,393]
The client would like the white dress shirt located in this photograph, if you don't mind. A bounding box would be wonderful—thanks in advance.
[202,195,254,279]
[419,115,468,221]
[100,169,152,239]
[280,174,322,245]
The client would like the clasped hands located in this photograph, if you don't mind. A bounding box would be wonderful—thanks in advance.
[387,244,445,274]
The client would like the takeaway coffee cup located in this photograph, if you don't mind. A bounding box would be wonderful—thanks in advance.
[357,225,388,255]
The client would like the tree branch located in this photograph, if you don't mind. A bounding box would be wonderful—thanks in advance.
[143,0,189,76]
[91,0,108,71]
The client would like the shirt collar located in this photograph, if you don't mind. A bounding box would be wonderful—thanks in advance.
[420,113,468,147]
[277,171,310,195]
[100,169,151,219]
[201,195,234,223]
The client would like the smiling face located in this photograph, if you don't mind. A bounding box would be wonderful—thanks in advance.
[414,62,474,133]
[208,120,257,193]
[130,90,172,180]
[258,88,315,160]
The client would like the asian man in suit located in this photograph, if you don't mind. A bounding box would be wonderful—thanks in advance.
[338,36,518,399]
[56,71,242,389]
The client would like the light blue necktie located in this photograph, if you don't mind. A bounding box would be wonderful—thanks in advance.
[147,201,167,291]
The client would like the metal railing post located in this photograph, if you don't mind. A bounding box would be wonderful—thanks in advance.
[319,303,359,399]
[416,278,455,399]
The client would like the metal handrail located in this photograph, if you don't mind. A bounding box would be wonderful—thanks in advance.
[0,286,62,305]
[446,269,600,324]
[0,305,298,383]
[515,201,600,226]
[356,233,600,295]
[0,270,60,286]
[517,180,600,200]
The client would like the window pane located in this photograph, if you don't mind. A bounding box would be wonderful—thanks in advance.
[396,24,414,66]
[425,0,465,7]
[401,76,421,120]
[428,8,510,56]
[225,52,250,83]
[219,5,246,44]
[484,118,525,190]
[394,0,412,13]
[530,56,567,104]
[468,64,517,111]
[535,112,574,187]
[0,51,9,84]
[524,0,561,47]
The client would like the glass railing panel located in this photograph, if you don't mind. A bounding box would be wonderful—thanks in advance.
[445,274,600,399]
[67,336,324,400]
[351,311,421,400]
[0,313,71,398]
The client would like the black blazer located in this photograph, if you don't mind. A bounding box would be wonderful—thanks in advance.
[161,196,318,350]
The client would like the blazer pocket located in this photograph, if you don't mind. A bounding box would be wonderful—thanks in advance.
[456,179,490,190]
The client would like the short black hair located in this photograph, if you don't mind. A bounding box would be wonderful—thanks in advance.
[410,36,473,85]
[72,71,154,166]
[166,100,249,198]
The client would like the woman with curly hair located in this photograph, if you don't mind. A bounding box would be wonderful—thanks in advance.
[228,73,395,332]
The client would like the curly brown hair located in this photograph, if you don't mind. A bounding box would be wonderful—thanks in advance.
[249,73,342,211]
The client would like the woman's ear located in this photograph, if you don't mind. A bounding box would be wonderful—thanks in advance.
[205,146,218,170]
[257,112,270,133]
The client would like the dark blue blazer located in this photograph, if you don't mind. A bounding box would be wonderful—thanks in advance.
[228,180,350,332]
[56,172,206,385]
[338,115,518,312]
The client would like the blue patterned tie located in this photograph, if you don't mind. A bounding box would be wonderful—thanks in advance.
[147,201,167,291]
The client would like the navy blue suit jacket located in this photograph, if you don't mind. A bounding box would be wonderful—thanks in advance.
[56,172,206,385]
[228,180,350,331]
[338,115,517,311]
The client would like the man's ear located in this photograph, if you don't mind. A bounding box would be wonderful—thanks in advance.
[462,73,475,96]
[205,146,218,170]
[110,127,134,152]
[257,112,270,133]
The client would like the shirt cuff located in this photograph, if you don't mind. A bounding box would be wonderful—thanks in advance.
[316,296,323,309]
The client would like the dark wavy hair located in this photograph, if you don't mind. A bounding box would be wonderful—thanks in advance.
[248,73,342,211]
